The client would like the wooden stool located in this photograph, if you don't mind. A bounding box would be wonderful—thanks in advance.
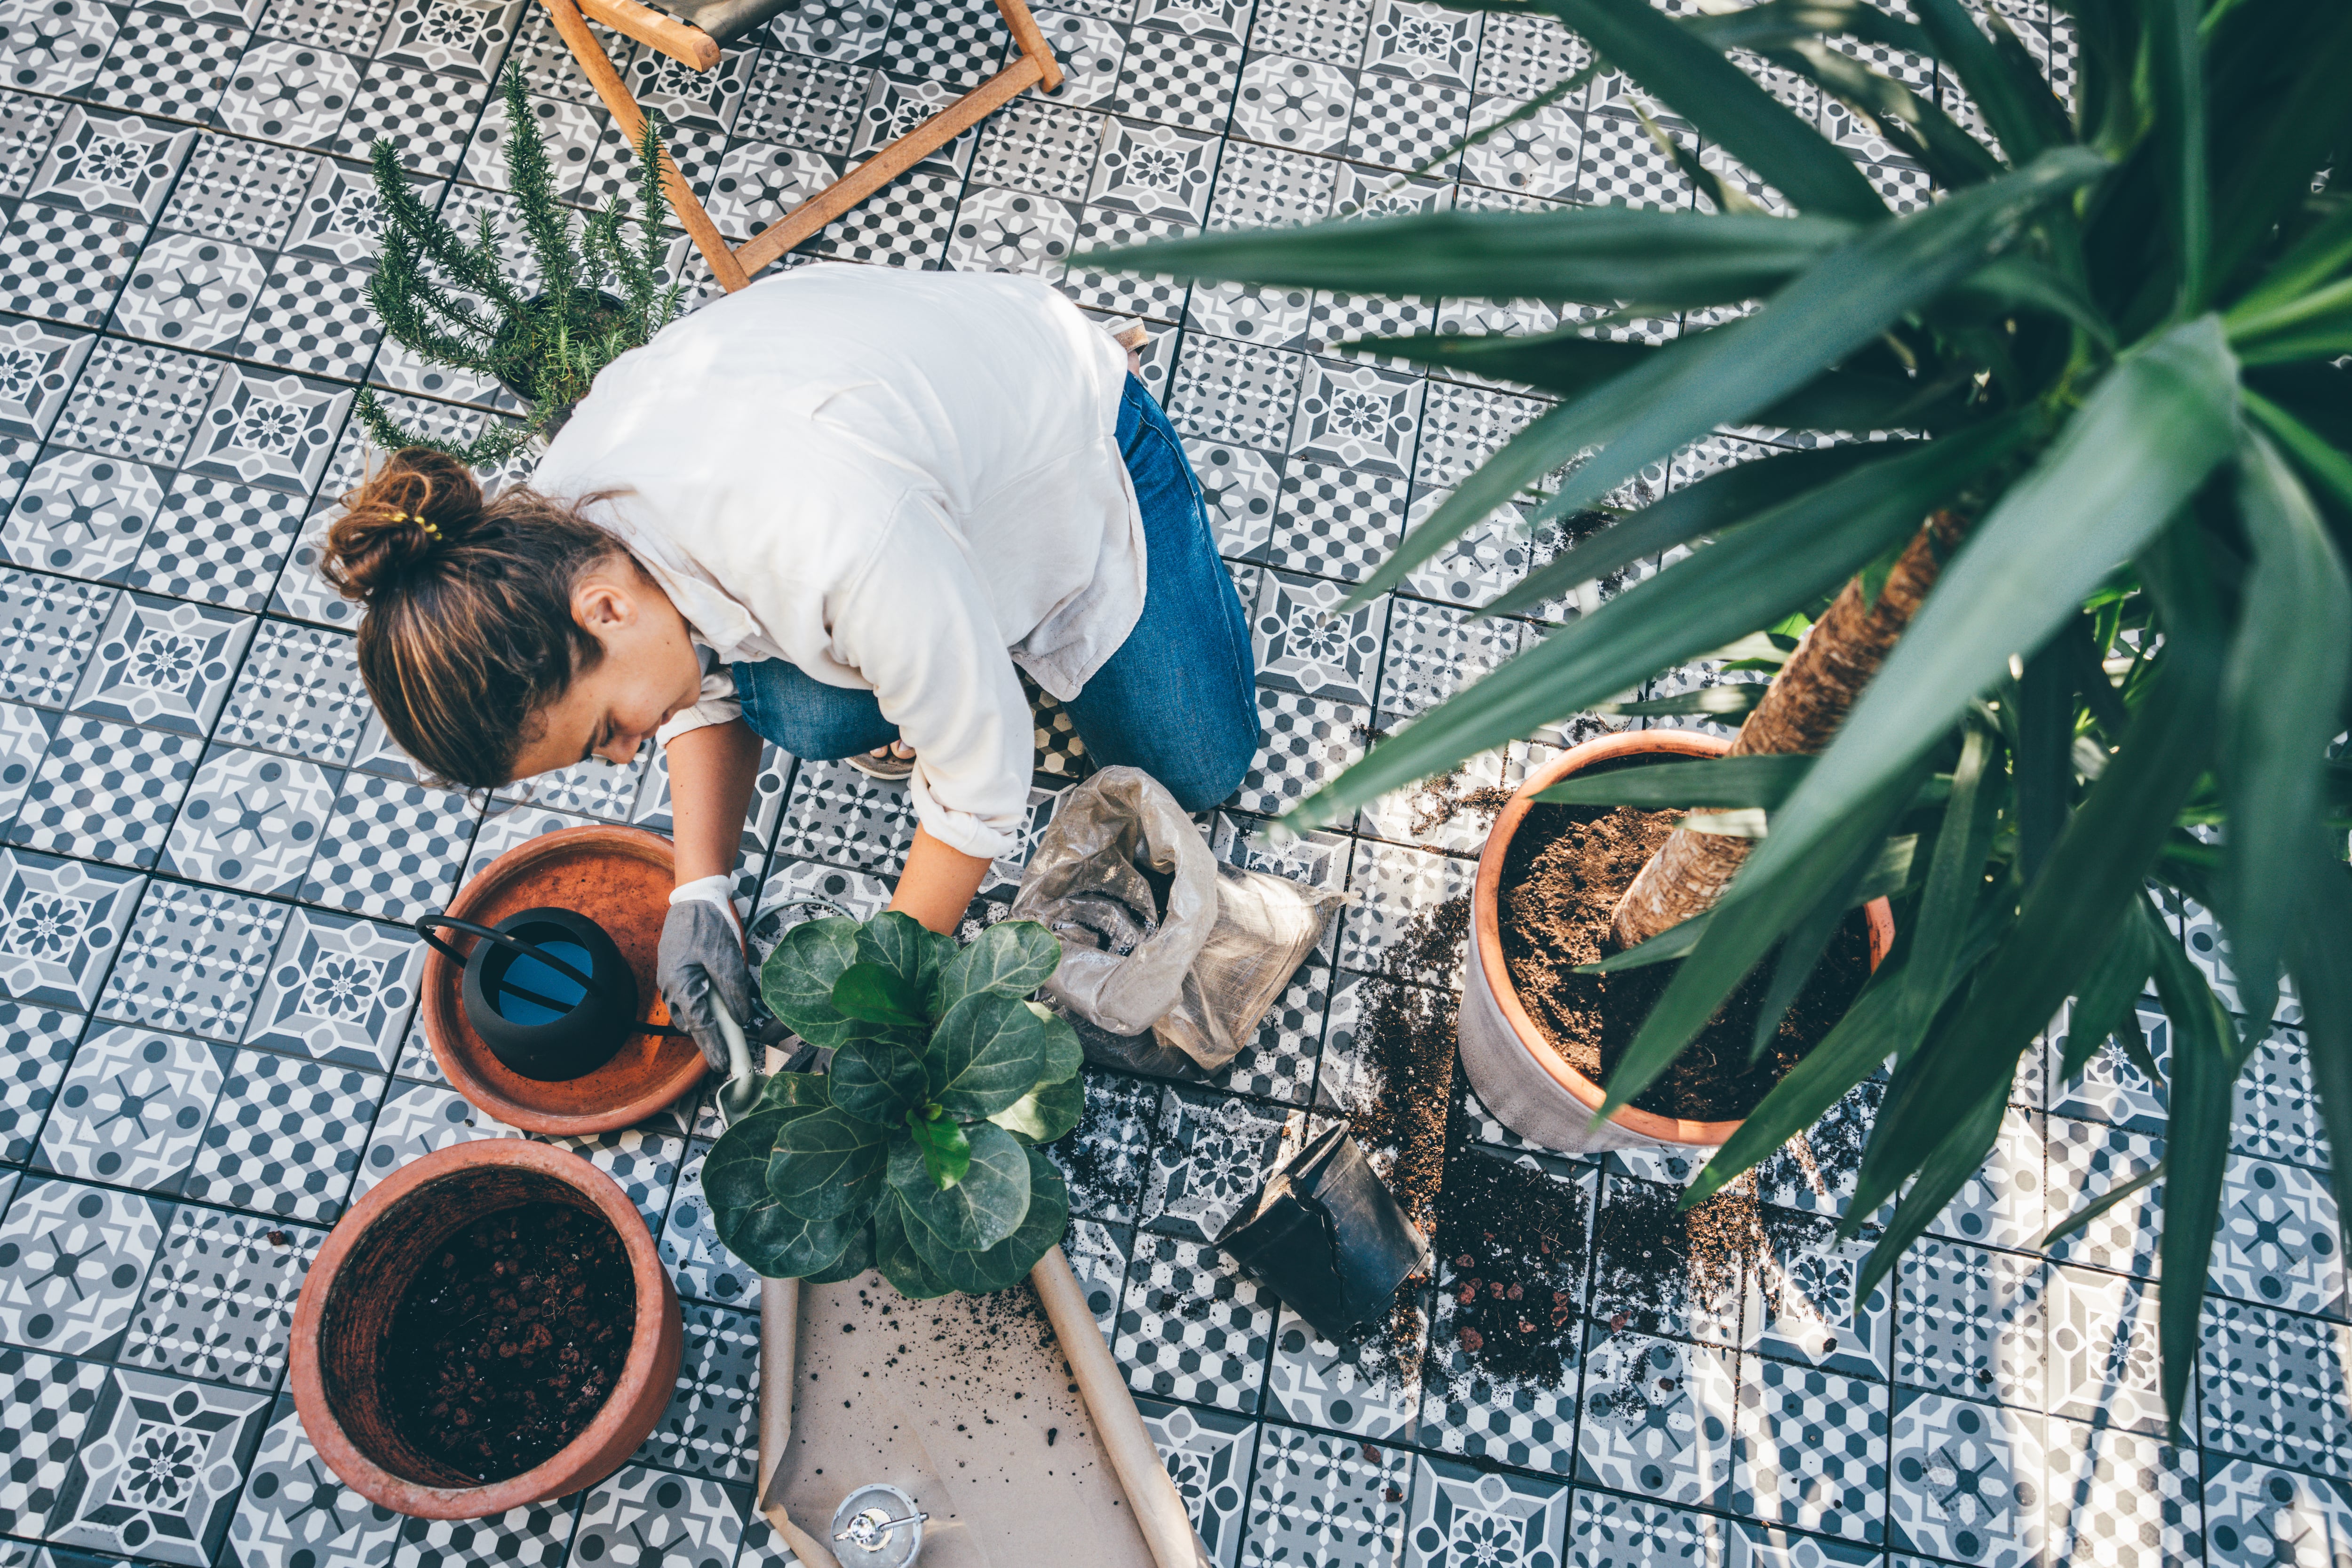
[539,0,1062,292]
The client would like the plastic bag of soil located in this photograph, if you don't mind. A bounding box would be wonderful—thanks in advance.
[1012,766,1345,1077]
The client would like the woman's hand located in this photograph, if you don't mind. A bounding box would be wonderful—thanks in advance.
[658,877,754,1072]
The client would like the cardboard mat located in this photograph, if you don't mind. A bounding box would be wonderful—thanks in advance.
[756,1249,1208,1568]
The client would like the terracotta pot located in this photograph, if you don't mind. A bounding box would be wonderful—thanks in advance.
[422,823,704,1135]
[290,1139,683,1520]
[1461,730,1895,1154]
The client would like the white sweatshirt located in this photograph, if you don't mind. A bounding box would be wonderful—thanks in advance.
[531,265,1143,861]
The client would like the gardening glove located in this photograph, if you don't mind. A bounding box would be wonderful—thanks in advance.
[658,876,755,1076]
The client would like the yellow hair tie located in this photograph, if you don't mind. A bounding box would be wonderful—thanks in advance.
[386,509,439,538]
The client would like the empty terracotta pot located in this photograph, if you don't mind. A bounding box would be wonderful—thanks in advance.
[1459,730,1895,1155]
[289,1139,683,1520]
[421,823,705,1135]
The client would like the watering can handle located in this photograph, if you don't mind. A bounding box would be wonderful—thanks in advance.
[413,914,692,1039]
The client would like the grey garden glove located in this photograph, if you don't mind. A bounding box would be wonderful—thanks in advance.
[658,875,755,1077]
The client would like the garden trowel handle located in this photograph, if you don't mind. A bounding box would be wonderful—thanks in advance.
[712,998,762,1127]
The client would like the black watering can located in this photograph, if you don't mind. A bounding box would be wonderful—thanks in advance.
[416,907,690,1082]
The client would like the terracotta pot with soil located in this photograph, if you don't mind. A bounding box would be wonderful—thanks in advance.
[1461,730,1893,1154]
[421,823,704,1135]
[290,1139,683,1519]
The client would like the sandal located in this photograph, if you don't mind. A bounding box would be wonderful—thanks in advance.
[846,740,915,783]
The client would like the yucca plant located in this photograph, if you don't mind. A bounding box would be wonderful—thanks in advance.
[1098,0,2352,1431]
[355,67,684,465]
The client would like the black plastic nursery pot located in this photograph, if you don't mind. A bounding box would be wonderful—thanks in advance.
[1216,1126,1430,1343]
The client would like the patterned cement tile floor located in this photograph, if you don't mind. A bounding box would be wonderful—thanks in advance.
[0,0,2336,1564]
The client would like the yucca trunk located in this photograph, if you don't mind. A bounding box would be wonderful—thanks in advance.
[1610,510,1967,948]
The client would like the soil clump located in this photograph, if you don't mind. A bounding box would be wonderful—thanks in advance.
[1497,800,1871,1122]
[381,1200,635,1483]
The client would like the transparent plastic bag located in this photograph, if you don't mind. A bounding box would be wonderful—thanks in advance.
[1012,767,1346,1074]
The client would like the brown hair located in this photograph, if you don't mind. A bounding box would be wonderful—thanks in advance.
[322,448,621,789]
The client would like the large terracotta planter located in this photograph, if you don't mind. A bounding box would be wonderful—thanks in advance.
[422,823,703,1135]
[290,1140,683,1520]
[1461,730,1895,1155]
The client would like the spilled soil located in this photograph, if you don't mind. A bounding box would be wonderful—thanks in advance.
[381,1201,635,1482]
[1497,801,1870,1122]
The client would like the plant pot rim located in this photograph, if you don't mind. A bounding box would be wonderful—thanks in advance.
[289,1139,675,1520]
[1471,728,1895,1146]
[423,823,704,1135]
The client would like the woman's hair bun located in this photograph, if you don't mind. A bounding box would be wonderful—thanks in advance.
[321,447,488,603]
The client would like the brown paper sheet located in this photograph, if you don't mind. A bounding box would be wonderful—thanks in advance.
[755,1250,1207,1568]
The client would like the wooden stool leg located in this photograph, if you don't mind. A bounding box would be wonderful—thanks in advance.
[538,0,753,293]
[992,0,1062,92]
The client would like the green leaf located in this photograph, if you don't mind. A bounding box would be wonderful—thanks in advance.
[2243,387,2352,519]
[2014,635,2075,886]
[2218,433,2352,1023]
[907,1108,973,1189]
[2040,1158,2164,1249]
[827,1034,931,1125]
[926,991,1055,1118]
[705,1109,863,1278]
[2287,864,2352,1265]
[1537,754,1815,811]
[759,916,862,1048]
[2140,0,2209,311]
[1855,1081,2007,1302]
[1485,444,1910,620]
[2150,924,2237,1436]
[2058,895,2161,1082]
[890,1120,1032,1252]
[768,1108,888,1221]
[989,1075,1084,1145]
[937,919,1063,1010]
[1081,207,1858,309]
[922,1148,1071,1295]
[1281,413,2031,832]
[1843,521,2229,1224]
[1543,0,1888,223]
[1946,257,2118,350]
[856,910,950,1012]
[2232,196,2352,323]
[1894,718,2003,1045]
[1030,999,1084,1084]
[756,1070,832,1113]
[1741,314,2240,898]
[1343,148,2104,617]
[1759,36,2003,189]
[1592,686,1767,721]
[871,1197,958,1300]
[1685,899,2007,1206]
[802,1221,876,1285]
[1597,756,1929,1119]
[1911,0,2056,163]
[831,961,928,1029]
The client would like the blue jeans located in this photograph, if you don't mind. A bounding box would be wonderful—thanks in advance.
[731,375,1260,812]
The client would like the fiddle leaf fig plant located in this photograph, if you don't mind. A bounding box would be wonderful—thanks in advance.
[702,912,1082,1299]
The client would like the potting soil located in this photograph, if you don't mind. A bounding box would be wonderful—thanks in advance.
[1497,802,1871,1122]
[1427,1145,1589,1390]
[380,1200,636,1483]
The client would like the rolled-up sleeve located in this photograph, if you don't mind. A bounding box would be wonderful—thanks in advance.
[829,492,1033,862]
[654,655,744,747]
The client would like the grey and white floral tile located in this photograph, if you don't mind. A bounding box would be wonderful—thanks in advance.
[2201,1297,2352,1480]
[1564,1488,1731,1568]
[1573,1327,1737,1512]
[0,1175,164,1357]
[95,880,285,1040]
[45,1365,273,1564]
[1732,1357,1887,1545]
[1143,1083,1291,1242]
[120,1205,315,1390]
[241,902,421,1070]
[2234,1026,2327,1172]
[350,1076,521,1202]
[637,1302,756,1484]
[37,1024,226,1190]
[570,1464,745,1568]
[1143,1396,1260,1568]
[222,1394,403,1568]
[2202,1456,2352,1568]
[1746,1205,1892,1382]
[1242,1421,1411,1568]
[1894,1238,2047,1410]
[659,1138,761,1311]
[182,1045,382,1221]
[1398,1453,1567,1568]
[1264,1297,1426,1441]
[2045,1264,2168,1436]
[2209,1153,2345,1320]
[1887,1390,2044,1568]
